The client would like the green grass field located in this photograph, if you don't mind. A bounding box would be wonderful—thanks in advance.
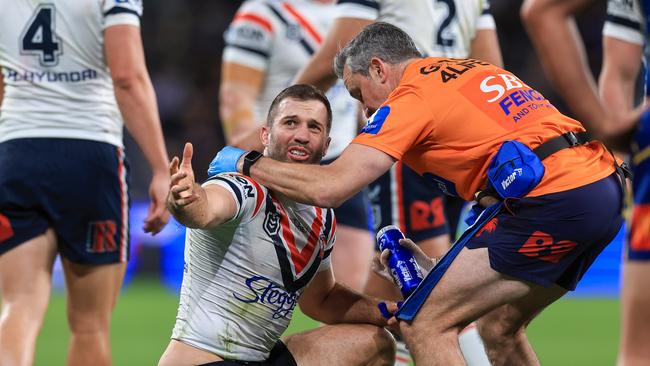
[35,277,620,365]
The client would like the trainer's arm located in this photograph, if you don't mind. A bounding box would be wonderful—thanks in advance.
[299,267,388,326]
[245,143,394,207]
[520,0,608,132]
[599,36,643,132]
[293,17,372,90]
[105,25,170,234]
[469,29,503,68]
[220,62,266,150]
[168,143,238,229]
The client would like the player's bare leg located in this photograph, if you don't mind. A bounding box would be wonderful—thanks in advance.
[618,261,650,366]
[62,258,126,366]
[284,323,396,365]
[0,229,57,366]
[331,225,374,291]
[398,246,564,366]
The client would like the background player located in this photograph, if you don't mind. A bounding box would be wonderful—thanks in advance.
[159,84,395,366]
[291,0,502,363]
[0,1,170,365]
[220,0,374,292]
[521,1,648,364]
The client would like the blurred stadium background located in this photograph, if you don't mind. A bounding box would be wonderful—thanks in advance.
[33,0,623,364]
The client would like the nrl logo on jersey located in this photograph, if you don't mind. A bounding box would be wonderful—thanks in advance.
[264,211,281,237]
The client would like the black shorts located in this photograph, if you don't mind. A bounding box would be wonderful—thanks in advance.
[369,161,449,248]
[0,138,131,264]
[199,341,297,366]
[466,174,624,290]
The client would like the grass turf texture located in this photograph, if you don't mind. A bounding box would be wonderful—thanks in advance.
[34,278,619,365]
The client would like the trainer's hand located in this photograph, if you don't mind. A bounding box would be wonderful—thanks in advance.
[168,142,200,211]
[207,146,246,177]
[376,239,438,277]
[143,170,171,235]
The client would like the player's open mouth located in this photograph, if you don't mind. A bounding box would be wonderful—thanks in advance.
[288,147,310,161]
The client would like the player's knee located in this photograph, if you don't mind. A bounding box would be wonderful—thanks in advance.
[368,327,396,365]
[477,318,525,350]
[67,310,110,334]
[519,0,543,26]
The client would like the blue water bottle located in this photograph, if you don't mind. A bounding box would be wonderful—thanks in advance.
[377,225,424,298]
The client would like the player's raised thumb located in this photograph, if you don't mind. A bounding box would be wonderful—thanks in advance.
[181,142,193,167]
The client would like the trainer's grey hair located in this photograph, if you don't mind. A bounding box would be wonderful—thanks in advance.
[333,22,422,79]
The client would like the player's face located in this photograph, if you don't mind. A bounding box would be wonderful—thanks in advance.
[343,65,393,118]
[262,98,331,165]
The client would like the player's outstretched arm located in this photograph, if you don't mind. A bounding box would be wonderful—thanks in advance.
[105,24,170,235]
[219,62,266,150]
[521,0,609,133]
[293,17,372,90]
[168,143,238,229]
[299,267,392,326]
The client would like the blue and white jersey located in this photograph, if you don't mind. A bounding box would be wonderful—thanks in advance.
[335,0,496,57]
[171,173,336,362]
[222,0,358,159]
[603,0,644,46]
[0,0,142,146]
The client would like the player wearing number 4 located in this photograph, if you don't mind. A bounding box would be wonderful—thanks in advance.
[0,1,170,365]
[159,84,396,366]
[209,23,626,365]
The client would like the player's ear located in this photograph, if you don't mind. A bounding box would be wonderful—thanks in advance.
[322,136,331,158]
[261,124,270,147]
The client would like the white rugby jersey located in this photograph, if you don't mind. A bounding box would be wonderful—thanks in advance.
[0,0,142,146]
[172,173,336,362]
[336,0,496,57]
[603,0,645,46]
[223,0,358,159]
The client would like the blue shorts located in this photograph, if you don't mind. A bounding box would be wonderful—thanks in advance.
[0,138,131,264]
[629,116,650,260]
[369,161,449,249]
[198,341,297,366]
[466,174,623,290]
[322,158,372,230]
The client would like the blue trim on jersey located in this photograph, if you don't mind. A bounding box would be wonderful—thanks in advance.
[226,44,270,59]
[208,177,243,206]
[337,0,380,11]
[103,7,141,18]
[606,14,641,30]
[266,4,315,55]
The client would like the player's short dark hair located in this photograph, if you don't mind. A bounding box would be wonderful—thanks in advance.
[266,84,332,132]
[334,22,422,78]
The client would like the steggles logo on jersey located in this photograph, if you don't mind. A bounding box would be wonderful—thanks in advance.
[459,70,558,131]
[233,275,298,319]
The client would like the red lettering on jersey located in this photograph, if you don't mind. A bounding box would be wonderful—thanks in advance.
[518,231,577,263]
[475,217,498,238]
[0,213,14,243]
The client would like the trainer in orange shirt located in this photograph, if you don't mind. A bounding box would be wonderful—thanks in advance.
[209,22,624,365]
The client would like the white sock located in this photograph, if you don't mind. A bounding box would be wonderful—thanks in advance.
[459,322,491,365]
[394,339,412,366]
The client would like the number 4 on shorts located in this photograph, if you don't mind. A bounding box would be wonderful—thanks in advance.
[20,4,62,67]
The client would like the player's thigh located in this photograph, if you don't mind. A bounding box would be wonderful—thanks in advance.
[62,258,126,329]
[0,229,57,306]
[283,323,395,365]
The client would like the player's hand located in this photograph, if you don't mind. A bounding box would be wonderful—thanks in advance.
[168,142,200,211]
[378,301,401,334]
[374,239,438,277]
[143,170,171,235]
[207,146,246,177]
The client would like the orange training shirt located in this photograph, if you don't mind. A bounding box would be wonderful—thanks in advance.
[352,57,616,201]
